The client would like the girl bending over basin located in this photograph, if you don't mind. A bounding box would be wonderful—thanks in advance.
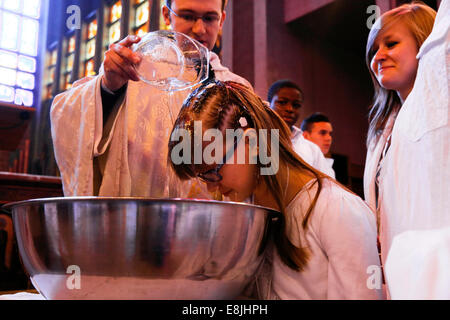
[168,80,383,300]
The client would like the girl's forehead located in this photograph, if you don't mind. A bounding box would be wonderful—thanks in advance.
[375,20,410,43]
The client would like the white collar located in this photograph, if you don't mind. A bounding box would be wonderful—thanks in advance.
[291,126,302,139]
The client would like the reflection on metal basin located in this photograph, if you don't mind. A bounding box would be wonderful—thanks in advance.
[3,197,278,300]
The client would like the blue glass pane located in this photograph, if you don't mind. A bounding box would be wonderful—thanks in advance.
[22,0,40,18]
[16,71,35,89]
[0,49,18,68]
[0,84,14,103]
[3,0,21,12]
[18,55,36,72]
[1,12,20,51]
[20,17,38,56]
[14,88,33,106]
[0,66,16,86]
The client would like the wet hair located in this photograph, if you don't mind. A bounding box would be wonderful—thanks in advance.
[166,0,227,11]
[366,2,436,146]
[168,80,327,272]
[267,79,303,103]
[301,113,331,133]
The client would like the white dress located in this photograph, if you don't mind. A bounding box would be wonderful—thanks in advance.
[291,126,336,178]
[374,1,450,298]
[364,0,449,268]
[50,52,252,197]
[263,179,383,300]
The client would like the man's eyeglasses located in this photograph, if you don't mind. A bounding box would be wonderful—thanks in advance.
[166,6,221,26]
[197,138,240,183]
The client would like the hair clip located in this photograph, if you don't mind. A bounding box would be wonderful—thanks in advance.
[239,117,248,127]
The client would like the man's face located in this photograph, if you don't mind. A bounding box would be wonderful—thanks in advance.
[162,0,226,51]
[303,122,333,155]
[269,87,303,129]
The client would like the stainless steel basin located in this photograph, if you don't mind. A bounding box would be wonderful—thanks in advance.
[3,197,278,300]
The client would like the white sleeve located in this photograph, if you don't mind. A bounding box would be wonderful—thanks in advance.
[292,137,336,178]
[317,188,383,299]
[385,227,450,299]
[313,149,336,179]
[50,75,102,196]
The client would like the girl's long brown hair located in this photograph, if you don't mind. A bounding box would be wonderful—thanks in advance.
[168,80,328,271]
[365,2,436,147]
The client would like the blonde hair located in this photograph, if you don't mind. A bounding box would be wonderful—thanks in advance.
[168,80,327,271]
[366,2,436,146]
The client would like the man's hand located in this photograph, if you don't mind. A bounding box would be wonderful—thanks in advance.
[102,35,142,92]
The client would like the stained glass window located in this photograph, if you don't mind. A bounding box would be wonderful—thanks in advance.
[20,17,39,56]
[0,50,18,69]
[110,1,122,23]
[0,66,16,86]
[17,71,35,90]
[43,47,57,100]
[14,88,33,107]
[3,0,21,13]
[135,24,148,38]
[136,3,149,26]
[88,19,97,39]
[61,34,76,91]
[45,50,57,85]
[1,12,20,51]
[105,1,122,51]
[0,0,41,107]
[85,59,95,77]
[83,18,97,77]
[50,49,57,66]
[18,55,36,73]
[63,74,72,90]
[22,0,41,18]
[86,38,96,60]
[108,20,121,44]
[133,0,149,36]
[66,53,74,72]
[68,36,76,53]
[0,85,15,103]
